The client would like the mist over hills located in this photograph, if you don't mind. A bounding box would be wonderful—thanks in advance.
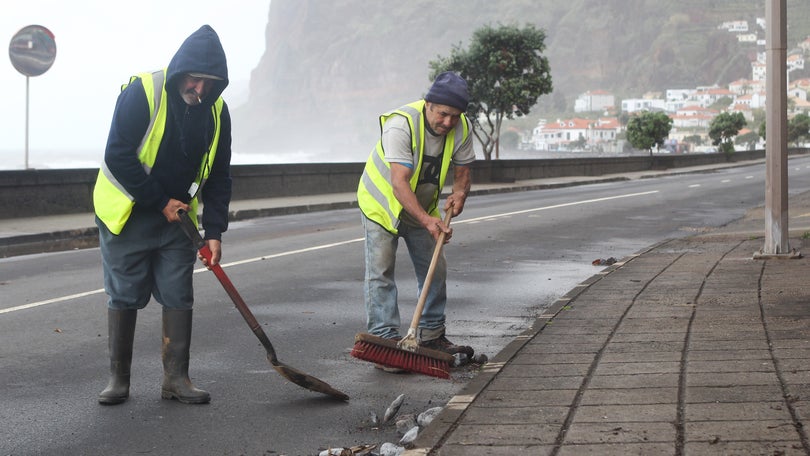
[232,0,810,162]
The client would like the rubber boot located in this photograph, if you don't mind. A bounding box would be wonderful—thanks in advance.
[160,308,210,404]
[98,309,137,405]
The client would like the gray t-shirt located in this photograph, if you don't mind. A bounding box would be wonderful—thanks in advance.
[382,113,475,226]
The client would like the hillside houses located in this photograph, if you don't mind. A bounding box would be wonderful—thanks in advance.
[670,106,718,129]
[525,17,810,153]
[530,80,806,152]
[728,78,764,95]
[530,117,620,151]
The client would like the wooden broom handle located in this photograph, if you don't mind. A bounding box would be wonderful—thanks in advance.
[408,209,454,332]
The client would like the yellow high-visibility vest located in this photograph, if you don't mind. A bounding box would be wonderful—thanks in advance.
[357,100,468,234]
[93,69,222,234]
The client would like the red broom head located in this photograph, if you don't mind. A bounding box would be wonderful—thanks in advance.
[351,337,451,379]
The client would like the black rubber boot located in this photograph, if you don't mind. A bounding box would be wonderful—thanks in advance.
[160,308,210,404]
[420,334,475,357]
[98,309,137,405]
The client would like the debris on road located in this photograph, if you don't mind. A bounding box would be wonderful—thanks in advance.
[399,425,419,447]
[379,442,405,455]
[319,398,446,455]
[318,444,376,456]
[417,407,443,427]
[592,257,617,266]
[382,394,405,424]
[394,414,417,434]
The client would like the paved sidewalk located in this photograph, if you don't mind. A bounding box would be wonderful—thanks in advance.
[407,192,810,455]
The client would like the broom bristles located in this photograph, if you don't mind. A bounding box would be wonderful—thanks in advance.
[351,333,454,379]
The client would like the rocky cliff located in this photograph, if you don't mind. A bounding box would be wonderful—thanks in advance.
[232,0,810,162]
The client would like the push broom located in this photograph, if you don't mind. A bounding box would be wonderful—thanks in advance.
[351,210,455,379]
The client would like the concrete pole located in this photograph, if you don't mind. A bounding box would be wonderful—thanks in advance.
[25,76,30,170]
[762,0,789,255]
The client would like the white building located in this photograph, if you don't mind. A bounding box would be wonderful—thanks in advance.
[752,61,766,81]
[531,117,621,151]
[719,20,748,33]
[789,87,808,102]
[733,92,767,110]
[574,90,615,113]
[666,89,694,102]
[788,54,805,71]
[670,106,718,129]
[665,89,695,112]
[728,79,763,96]
[691,87,735,108]
[621,98,666,113]
[737,33,758,43]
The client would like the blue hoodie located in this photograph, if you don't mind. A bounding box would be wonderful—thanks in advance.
[103,25,232,240]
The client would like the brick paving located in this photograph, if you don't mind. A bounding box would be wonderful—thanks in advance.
[409,193,810,455]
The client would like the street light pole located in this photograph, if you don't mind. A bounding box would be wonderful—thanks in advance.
[757,0,798,258]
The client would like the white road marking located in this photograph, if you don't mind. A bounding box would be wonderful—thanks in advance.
[0,289,105,314]
[455,190,660,224]
[1,190,660,314]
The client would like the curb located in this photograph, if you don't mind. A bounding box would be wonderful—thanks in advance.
[404,239,673,454]
[0,227,99,258]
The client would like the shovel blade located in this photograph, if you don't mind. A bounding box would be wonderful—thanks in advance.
[270,356,349,401]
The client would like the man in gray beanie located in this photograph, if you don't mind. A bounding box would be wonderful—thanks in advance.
[356,71,475,372]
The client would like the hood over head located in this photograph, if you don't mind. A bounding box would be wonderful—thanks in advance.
[166,25,229,102]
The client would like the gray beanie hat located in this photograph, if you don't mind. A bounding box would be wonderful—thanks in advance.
[425,71,469,111]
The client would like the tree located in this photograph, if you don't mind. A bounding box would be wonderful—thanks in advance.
[708,112,746,156]
[625,111,673,155]
[617,111,631,127]
[755,113,810,145]
[788,112,810,146]
[708,96,734,111]
[751,108,766,131]
[735,131,760,150]
[570,133,587,151]
[430,24,553,160]
[683,134,703,146]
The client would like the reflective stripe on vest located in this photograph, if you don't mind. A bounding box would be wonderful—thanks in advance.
[93,69,223,234]
[357,99,469,234]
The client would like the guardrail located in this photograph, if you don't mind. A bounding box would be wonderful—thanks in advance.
[0,149,801,220]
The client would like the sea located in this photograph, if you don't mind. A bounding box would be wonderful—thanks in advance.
[0,146,655,171]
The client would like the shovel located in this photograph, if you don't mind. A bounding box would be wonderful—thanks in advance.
[178,210,349,401]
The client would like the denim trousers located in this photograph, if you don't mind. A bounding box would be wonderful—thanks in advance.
[97,209,196,310]
[362,215,447,340]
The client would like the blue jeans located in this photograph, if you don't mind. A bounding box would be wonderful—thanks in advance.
[362,215,447,340]
[97,209,196,310]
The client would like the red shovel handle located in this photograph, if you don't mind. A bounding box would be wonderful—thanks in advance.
[178,210,278,360]
[198,246,261,328]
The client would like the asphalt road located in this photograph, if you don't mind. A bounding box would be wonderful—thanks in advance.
[3,157,810,455]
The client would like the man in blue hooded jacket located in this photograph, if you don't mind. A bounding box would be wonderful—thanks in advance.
[94,25,232,405]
